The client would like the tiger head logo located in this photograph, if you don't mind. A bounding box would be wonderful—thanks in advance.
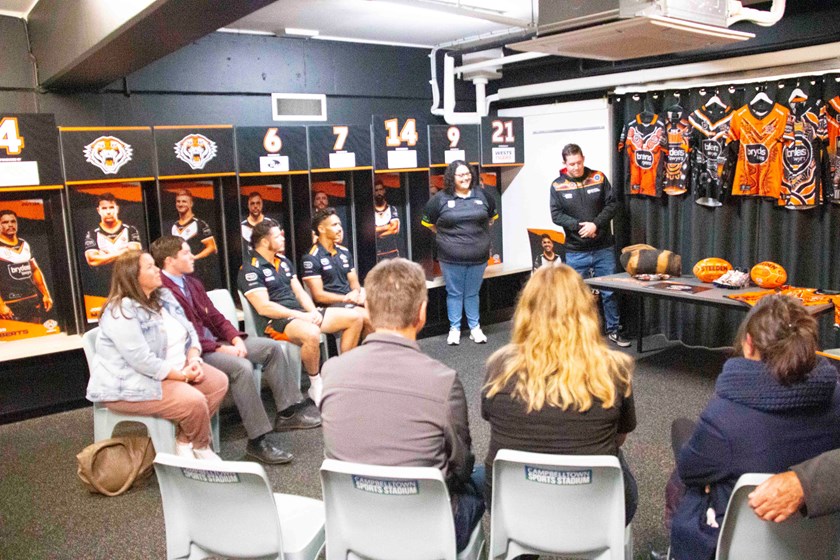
[174,134,217,170]
[84,136,133,175]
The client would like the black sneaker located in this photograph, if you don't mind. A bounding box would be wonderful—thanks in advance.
[608,332,631,347]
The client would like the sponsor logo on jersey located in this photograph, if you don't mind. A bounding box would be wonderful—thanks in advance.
[262,268,273,277]
[702,139,722,159]
[84,136,133,174]
[668,147,687,163]
[586,188,599,195]
[635,150,654,169]
[245,272,258,282]
[303,261,314,270]
[447,200,455,208]
[174,134,218,170]
[8,261,32,280]
[563,193,573,199]
[320,258,330,266]
[783,138,812,172]
[745,144,769,164]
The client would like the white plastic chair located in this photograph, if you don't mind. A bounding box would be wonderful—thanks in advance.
[319,459,485,560]
[716,473,840,560]
[238,290,303,382]
[83,328,220,453]
[154,453,325,560]
[490,450,632,560]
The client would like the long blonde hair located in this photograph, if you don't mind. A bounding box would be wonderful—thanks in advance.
[484,265,633,412]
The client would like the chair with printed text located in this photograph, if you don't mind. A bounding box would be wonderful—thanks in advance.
[83,327,220,453]
[238,290,304,383]
[715,473,840,560]
[490,450,632,560]
[154,452,325,560]
[319,459,485,560]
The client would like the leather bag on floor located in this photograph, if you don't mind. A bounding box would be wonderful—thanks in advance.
[76,436,155,496]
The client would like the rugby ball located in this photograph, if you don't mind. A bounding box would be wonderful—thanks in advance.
[693,258,733,283]
[751,261,787,289]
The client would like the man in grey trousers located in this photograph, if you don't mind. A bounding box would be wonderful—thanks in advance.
[150,235,320,465]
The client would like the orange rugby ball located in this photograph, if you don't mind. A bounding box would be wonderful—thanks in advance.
[751,261,787,289]
[693,258,733,283]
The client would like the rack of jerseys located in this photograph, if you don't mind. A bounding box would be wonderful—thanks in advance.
[617,92,840,210]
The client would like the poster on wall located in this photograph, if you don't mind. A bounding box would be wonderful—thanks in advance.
[239,185,285,257]
[527,228,566,272]
[308,125,372,172]
[0,114,63,190]
[373,173,407,262]
[428,124,480,167]
[480,116,524,167]
[59,126,155,184]
[311,180,353,251]
[481,172,503,266]
[154,125,235,179]
[160,181,224,289]
[236,126,308,176]
[69,183,148,323]
[372,115,429,172]
[0,198,61,340]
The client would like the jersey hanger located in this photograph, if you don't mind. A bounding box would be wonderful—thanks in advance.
[750,90,773,106]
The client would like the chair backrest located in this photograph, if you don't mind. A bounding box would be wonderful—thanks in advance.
[81,327,99,370]
[491,450,625,559]
[206,289,238,328]
[238,290,268,338]
[716,473,840,560]
[154,452,285,559]
[320,459,459,560]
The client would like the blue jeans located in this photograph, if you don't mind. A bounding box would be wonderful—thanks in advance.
[565,247,620,333]
[452,466,486,552]
[440,261,487,330]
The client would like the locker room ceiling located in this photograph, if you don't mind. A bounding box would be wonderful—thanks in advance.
[0,0,798,90]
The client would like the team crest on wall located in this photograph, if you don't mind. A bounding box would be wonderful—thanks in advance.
[174,134,218,170]
[83,136,134,175]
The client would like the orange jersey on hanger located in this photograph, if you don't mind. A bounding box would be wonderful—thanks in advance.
[726,103,792,199]
[618,114,666,197]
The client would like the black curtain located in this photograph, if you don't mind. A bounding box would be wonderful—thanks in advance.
[610,74,840,349]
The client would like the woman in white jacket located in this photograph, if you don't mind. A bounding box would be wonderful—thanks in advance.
[85,250,228,460]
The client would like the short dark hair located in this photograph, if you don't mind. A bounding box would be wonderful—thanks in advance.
[541,234,552,241]
[97,192,118,205]
[442,160,477,195]
[365,258,427,330]
[734,294,818,385]
[150,235,186,268]
[247,192,262,202]
[561,144,583,162]
[0,209,17,220]
[312,207,338,234]
[251,221,276,248]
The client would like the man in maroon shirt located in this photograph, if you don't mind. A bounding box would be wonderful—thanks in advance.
[150,236,319,465]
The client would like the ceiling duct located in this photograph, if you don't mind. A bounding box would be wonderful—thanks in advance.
[509,0,758,61]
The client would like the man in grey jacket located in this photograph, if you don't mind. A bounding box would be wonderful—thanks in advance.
[749,448,840,521]
[319,258,484,552]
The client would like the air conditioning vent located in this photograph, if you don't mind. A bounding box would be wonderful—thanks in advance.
[271,93,327,121]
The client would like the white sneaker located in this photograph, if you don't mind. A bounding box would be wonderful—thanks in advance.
[175,440,194,459]
[308,374,324,407]
[447,329,461,345]
[193,447,223,462]
[469,327,487,344]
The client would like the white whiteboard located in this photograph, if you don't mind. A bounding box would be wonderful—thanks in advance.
[498,98,612,270]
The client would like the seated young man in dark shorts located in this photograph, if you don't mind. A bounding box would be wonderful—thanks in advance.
[301,207,371,334]
[238,222,363,405]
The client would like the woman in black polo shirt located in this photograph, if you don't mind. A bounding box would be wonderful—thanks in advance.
[422,160,497,345]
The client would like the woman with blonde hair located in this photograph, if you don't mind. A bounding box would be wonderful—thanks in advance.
[481,264,637,523]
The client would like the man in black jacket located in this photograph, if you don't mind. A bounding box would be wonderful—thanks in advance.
[549,143,629,347]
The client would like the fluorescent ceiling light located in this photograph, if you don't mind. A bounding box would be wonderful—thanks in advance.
[218,27,276,36]
[285,27,320,37]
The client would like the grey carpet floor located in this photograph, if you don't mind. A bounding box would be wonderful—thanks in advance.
[0,324,726,560]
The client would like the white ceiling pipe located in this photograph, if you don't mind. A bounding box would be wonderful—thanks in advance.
[728,0,786,27]
[482,41,840,111]
[455,51,548,76]
[442,53,488,124]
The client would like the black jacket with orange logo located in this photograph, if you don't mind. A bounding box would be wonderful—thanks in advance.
[549,167,617,252]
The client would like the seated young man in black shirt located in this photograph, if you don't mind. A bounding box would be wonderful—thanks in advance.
[301,207,371,335]
[238,222,363,405]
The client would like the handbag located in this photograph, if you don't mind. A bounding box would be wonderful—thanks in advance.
[76,436,155,496]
